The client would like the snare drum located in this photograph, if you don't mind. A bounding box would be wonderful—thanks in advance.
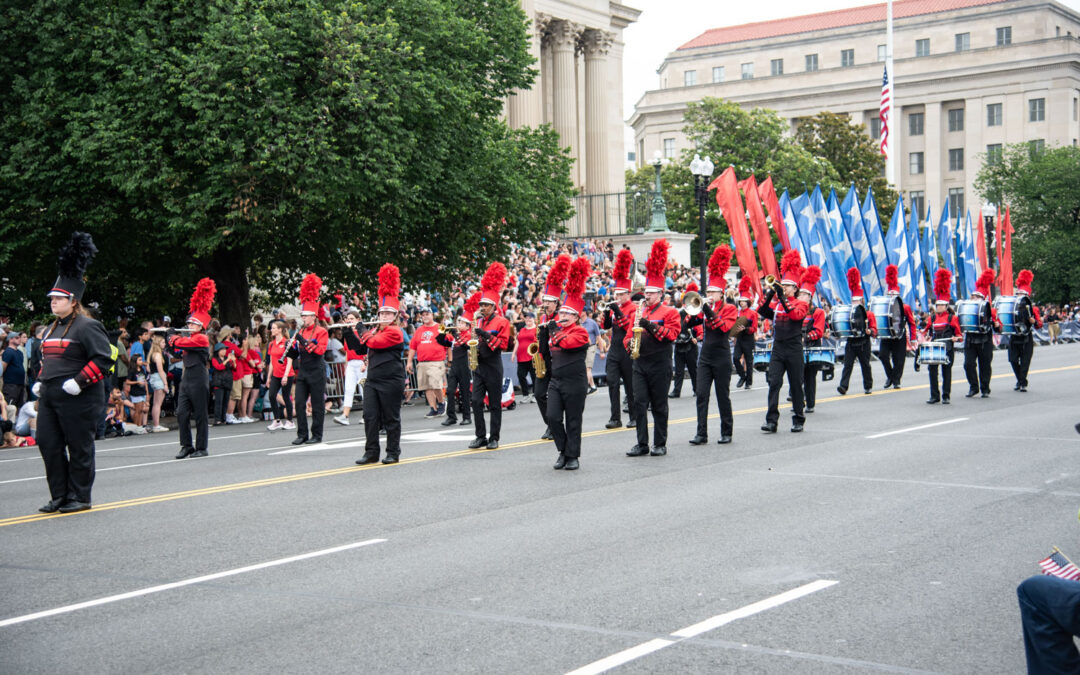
[753,343,772,372]
[830,304,853,338]
[993,295,1019,335]
[804,347,836,366]
[917,342,950,365]
[957,299,987,334]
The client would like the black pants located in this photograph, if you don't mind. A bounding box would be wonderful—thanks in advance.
[445,360,471,422]
[671,345,698,395]
[928,351,955,399]
[176,372,209,452]
[733,336,755,386]
[766,341,804,425]
[268,375,293,420]
[534,371,550,427]
[472,363,503,441]
[839,339,873,391]
[803,364,818,409]
[606,351,634,421]
[294,370,326,440]
[633,353,673,448]
[549,375,587,458]
[516,361,535,397]
[362,379,404,461]
[212,386,229,422]
[1008,337,1034,387]
[37,380,104,504]
[3,382,26,410]
[878,337,907,385]
[964,338,994,394]
[696,354,732,438]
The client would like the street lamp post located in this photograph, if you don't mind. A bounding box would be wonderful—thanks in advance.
[690,153,715,293]
[981,202,997,273]
[648,150,669,232]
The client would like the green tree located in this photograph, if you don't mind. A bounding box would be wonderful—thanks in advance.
[0,0,574,325]
[975,143,1080,302]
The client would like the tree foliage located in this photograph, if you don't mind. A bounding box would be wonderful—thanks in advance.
[0,0,574,324]
[975,143,1080,302]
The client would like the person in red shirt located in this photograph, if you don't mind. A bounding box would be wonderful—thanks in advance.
[836,268,878,396]
[549,258,592,471]
[239,334,263,423]
[407,307,448,419]
[286,274,329,445]
[731,276,759,391]
[797,266,827,413]
[923,269,964,404]
[687,246,739,446]
[469,263,511,451]
[265,319,295,430]
[758,250,809,433]
[512,312,538,404]
[333,310,366,426]
[210,343,235,426]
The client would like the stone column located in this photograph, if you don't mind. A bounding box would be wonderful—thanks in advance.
[508,0,543,128]
[550,20,581,187]
[583,30,614,234]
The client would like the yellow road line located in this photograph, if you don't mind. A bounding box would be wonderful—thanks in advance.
[4,362,1076,528]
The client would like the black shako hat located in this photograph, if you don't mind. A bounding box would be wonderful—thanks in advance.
[49,232,98,302]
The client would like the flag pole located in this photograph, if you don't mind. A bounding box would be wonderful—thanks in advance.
[885,0,897,190]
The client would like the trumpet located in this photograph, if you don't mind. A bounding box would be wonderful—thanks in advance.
[681,290,704,316]
[526,341,546,380]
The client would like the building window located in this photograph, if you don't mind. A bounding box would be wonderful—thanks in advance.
[948,148,964,171]
[916,38,930,57]
[909,191,925,221]
[987,103,1003,126]
[663,138,675,159]
[986,143,1003,165]
[877,44,886,62]
[712,66,725,83]
[949,188,965,218]
[909,112,924,136]
[1029,98,1045,122]
[997,26,1012,46]
[1074,97,1078,120]
[869,117,881,139]
[805,54,818,72]
[741,62,753,80]
[771,59,783,76]
[909,152,924,175]
[684,70,697,87]
[1029,139,1045,157]
[955,32,970,52]
[948,108,965,132]
[841,49,855,67]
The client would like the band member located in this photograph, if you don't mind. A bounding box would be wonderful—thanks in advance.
[534,254,570,439]
[549,257,592,471]
[925,269,963,404]
[798,266,827,413]
[758,250,808,433]
[602,249,636,429]
[351,264,406,464]
[671,282,699,399]
[1008,270,1042,392]
[171,278,215,459]
[878,264,919,389]
[626,239,681,456]
[688,245,738,445]
[438,292,478,427]
[732,277,758,390]
[469,263,511,450]
[963,269,1001,398]
[34,233,113,514]
[837,268,877,395]
[287,274,329,444]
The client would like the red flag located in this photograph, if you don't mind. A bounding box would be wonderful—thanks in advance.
[758,176,792,253]
[738,175,779,280]
[709,167,762,298]
[1000,206,1015,295]
[974,208,989,274]
[995,206,1003,273]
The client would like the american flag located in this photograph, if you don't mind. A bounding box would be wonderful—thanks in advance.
[879,66,890,157]
[1039,550,1080,581]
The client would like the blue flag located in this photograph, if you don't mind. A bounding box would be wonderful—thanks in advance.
[841,186,880,297]
[778,191,807,266]
[883,197,916,308]
[810,187,850,304]
[937,200,957,301]
[826,188,861,294]
[960,210,980,298]
[794,190,840,304]
[907,203,927,312]
[922,203,938,283]
[861,188,890,287]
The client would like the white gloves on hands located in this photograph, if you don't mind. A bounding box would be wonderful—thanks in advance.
[62,379,81,396]
[32,381,42,397]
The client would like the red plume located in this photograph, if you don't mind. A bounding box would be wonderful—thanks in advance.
[976,269,995,294]
[481,262,507,292]
[189,278,216,316]
[737,276,753,296]
[377,264,400,300]
[567,257,591,298]
[645,238,670,279]
[885,264,899,288]
[801,265,821,289]
[780,250,801,277]
[613,249,634,283]
[546,254,571,290]
[934,269,952,298]
[299,273,322,304]
[1017,269,1033,287]
[708,245,732,282]
[847,267,862,295]
[462,292,480,317]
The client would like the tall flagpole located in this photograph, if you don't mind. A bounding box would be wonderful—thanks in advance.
[885,0,898,190]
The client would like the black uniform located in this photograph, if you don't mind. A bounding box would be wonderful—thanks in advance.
[287,324,329,442]
[601,301,635,426]
[688,302,736,441]
[801,307,828,410]
[629,301,680,452]
[437,328,471,425]
[927,311,960,402]
[838,304,874,393]
[471,312,510,445]
[1008,297,1038,389]
[962,300,996,396]
[36,313,113,506]
[172,332,211,455]
[759,290,808,428]
[877,296,916,386]
[547,323,590,461]
[347,326,405,463]
[533,312,553,430]
[670,316,698,397]
[732,308,757,388]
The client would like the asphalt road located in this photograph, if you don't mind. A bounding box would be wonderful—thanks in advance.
[2,343,1079,674]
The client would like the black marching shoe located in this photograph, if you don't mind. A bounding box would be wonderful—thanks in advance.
[965,389,979,398]
[892,383,902,389]
[761,422,778,433]
[175,446,195,459]
[1014,383,1021,391]
[626,445,650,457]
[926,397,940,404]
[291,436,308,445]
[38,499,64,514]
[191,449,208,457]
[981,391,990,398]
[942,396,951,404]
[745,383,752,390]
[553,454,567,470]
[486,439,499,450]
[884,378,893,389]
[736,376,746,388]
[668,391,680,398]
[717,436,732,444]
[381,456,399,464]
[626,418,636,428]
[541,427,554,440]
[355,456,380,465]
[805,406,815,413]
[650,446,667,456]
[563,457,579,470]
[791,422,804,433]
[836,386,848,395]
[468,437,488,449]
[605,418,622,429]
[58,501,91,513]
[441,417,457,427]
[1020,385,1028,392]
[304,437,322,444]
[689,435,708,445]
[864,389,872,395]
[459,417,471,426]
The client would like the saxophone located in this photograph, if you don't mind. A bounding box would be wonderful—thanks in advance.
[629,299,646,360]
[527,342,546,379]
[467,336,480,371]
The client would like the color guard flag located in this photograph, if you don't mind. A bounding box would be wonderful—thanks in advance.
[1039,550,1080,581]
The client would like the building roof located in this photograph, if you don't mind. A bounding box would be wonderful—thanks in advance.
[678,0,1010,50]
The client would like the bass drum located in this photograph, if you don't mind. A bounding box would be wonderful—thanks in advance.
[869,295,904,339]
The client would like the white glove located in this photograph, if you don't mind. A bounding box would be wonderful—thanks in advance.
[62,379,81,396]
[32,381,42,397]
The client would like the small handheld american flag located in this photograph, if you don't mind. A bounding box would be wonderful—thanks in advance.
[1039,547,1080,581]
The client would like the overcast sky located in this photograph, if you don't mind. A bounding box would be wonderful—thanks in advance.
[620,0,1080,150]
